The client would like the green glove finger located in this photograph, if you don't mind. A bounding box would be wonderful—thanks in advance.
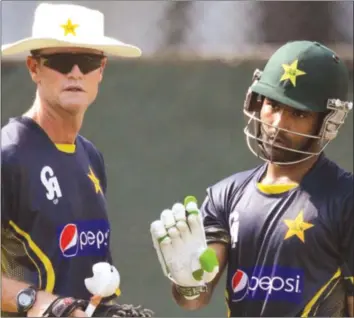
[184,195,199,216]
[192,268,204,281]
[184,195,197,206]
[157,234,169,243]
[199,247,219,273]
[191,248,219,281]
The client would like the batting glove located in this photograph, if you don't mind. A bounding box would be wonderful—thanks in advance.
[150,196,219,299]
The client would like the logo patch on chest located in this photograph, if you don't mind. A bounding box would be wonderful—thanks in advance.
[229,209,240,249]
[87,166,103,194]
[40,166,62,204]
[57,219,110,258]
[231,266,303,304]
[283,210,314,243]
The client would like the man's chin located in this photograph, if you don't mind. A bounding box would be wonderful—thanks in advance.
[60,101,89,114]
[261,144,303,164]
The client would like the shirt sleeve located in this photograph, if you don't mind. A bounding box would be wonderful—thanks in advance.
[1,148,20,226]
[97,150,108,196]
[1,173,9,225]
[339,192,354,294]
[200,187,230,245]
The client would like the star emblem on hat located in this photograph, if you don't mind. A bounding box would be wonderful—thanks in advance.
[280,59,306,87]
[60,18,79,36]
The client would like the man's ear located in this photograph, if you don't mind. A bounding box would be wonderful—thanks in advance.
[26,56,41,84]
[99,57,108,83]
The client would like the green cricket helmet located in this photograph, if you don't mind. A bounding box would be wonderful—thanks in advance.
[243,40,353,165]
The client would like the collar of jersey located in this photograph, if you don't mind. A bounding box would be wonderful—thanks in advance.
[256,182,298,194]
[13,116,77,154]
[254,164,298,197]
[55,143,76,153]
[254,154,327,196]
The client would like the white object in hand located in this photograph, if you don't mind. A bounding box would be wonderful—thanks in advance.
[84,262,120,316]
[150,198,219,290]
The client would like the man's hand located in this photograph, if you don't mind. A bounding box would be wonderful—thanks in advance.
[347,295,353,317]
[1,276,87,317]
[150,196,219,299]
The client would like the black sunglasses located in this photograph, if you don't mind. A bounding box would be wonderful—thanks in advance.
[32,52,106,75]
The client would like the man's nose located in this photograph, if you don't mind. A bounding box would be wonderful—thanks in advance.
[272,109,289,130]
[67,64,84,77]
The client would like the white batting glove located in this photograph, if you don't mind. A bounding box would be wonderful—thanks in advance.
[150,196,219,299]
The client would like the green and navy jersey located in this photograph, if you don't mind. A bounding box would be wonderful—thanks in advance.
[1,116,116,303]
[201,154,353,317]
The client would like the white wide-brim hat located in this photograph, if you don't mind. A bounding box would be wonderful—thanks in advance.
[1,3,142,57]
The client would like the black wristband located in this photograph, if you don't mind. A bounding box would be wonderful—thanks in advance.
[175,284,208,298]
[42,297,86,317]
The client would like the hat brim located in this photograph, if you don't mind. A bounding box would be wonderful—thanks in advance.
[1,36,142,57]
[251,81,323,113]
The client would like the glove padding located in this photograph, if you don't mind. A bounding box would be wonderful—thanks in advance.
[150,196,219,298]
[42,296,86,317]
[91,302,154,317]
[42,297,154,317]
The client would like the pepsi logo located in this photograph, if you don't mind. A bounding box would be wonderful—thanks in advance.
[230,266,303,304]
[59,223,79,257]
[57,219,110,258]
[231,269,249,301]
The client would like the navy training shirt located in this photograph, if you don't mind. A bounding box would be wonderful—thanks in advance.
[202,154,354,316]
[1,116,114,302]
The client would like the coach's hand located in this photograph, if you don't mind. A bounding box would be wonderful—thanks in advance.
[150,196,219,299]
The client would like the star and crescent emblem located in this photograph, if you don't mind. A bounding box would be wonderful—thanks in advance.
[280,59,306,87]
[283,210,314,243]
[87,166,103,195]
